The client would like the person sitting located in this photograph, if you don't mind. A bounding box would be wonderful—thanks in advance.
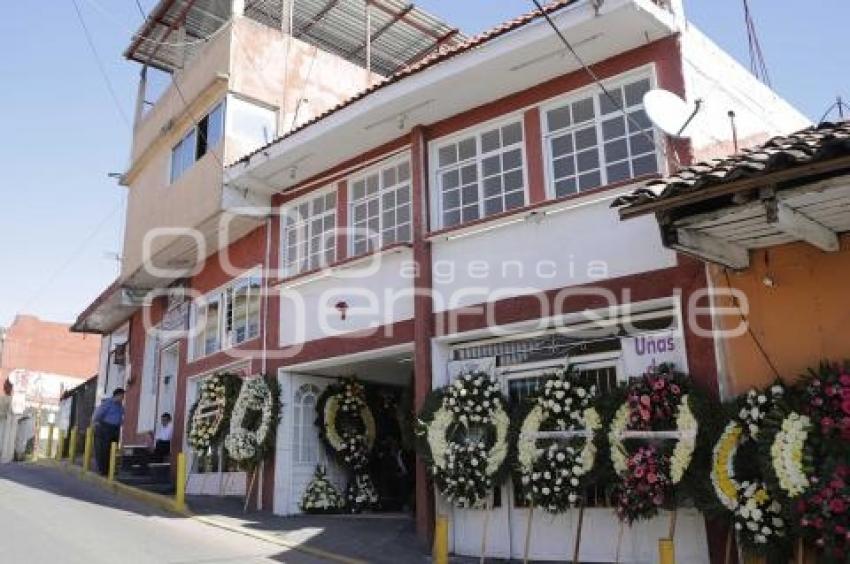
[149,412,173,462]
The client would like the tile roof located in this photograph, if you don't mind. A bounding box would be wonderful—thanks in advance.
[233,0,579,166]
[614,120,850,209]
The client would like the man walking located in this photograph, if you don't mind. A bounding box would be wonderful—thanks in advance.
[93,388,125,476]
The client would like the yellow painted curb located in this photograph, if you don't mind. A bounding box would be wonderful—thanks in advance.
[30,459,365,564]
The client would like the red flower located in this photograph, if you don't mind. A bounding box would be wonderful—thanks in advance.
[830,499,847,514]
[839,374,850,386]
[842,400,850,416]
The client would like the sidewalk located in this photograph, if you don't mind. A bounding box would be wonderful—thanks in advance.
[187,496,431,564]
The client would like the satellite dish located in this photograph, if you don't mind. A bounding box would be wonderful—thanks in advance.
[643,89,702,139]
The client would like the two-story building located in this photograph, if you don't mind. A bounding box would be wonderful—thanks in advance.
[74,0,808,561]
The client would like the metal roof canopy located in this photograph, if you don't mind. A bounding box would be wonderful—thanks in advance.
[126,0,465,75]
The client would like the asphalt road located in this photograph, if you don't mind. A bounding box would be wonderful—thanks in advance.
[0,463,327,564]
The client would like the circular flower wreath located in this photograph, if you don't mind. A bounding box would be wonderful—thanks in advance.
[187,372,242,452]
[224,375,280,469]
[317,378,378,512]
[794,463,850,564]
[515,372,602,513]
[416,372,511,509]
[608,366,713,524]
[711,384,790,555]
[757,393,817,501]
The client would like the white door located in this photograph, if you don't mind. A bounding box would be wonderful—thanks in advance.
[156,343,179,427]
[137,332,159,434]
[277,373,344,515]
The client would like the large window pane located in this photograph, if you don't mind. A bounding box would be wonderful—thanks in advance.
[349,160,412,255]
[282,191,337,276]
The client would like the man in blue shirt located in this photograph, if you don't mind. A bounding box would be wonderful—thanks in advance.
[93,388,125,476]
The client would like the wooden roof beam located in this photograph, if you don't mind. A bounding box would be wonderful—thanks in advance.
[297,0,343,37]
[399,28,459,69]
[345,3,414,59]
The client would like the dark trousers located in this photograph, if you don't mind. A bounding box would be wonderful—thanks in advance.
[152,440,171,462]
[94,423,120,476]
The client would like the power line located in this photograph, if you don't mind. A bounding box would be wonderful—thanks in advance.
[742,0,771,87]
[818,96,849,124]
[69,0,132,129]
[722,269,781,380]
[529,0,680,169]
[134,0,147,21]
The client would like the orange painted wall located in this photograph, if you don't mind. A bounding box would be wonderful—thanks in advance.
[709,232,850,395]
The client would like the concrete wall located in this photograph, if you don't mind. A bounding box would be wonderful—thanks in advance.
[680,24,811,162]
[710,232,850,395]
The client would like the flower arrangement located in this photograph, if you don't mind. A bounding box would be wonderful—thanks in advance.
[416,372,511,509]
[224,374,280,469]
[187,372,242,452]
[733,481,787,547]
[300,465,344,514]
[769,412,813,497]
[514,372,601,513]
[800,362,850,444]
[794,464,850,564]
[608,365,714,523]
[317,378,379,512]
[613,444,673,524]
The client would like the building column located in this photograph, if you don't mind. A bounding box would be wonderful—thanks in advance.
[410,125,435,544]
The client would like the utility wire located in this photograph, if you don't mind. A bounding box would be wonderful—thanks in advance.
[722,269,781,380]
[134,0,147,20]
[70,0,132,129]
[818,96,849,124]
[529,0,680,169]
[742,0,771,87]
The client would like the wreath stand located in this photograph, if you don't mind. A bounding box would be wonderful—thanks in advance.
[244,466,259,513]
[519,428,595,564]
[479,495,493,564]
[615,429,696,564]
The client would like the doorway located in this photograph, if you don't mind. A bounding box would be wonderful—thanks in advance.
[156,343,179,431]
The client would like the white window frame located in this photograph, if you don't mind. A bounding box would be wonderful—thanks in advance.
[540,65,663,199]
[347,154,413,256]
[169,99,226,185]
[223,270,262,348]
[280,187,338,278]
[189,268,262,361]
[430,113,530,230]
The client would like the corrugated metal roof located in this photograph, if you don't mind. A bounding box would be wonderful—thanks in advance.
[614,121,850,211]
[233,0,580,166]
[126,0,465,75]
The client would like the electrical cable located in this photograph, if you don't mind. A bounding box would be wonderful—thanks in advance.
[529,0,680,169]
[722,269,781,380]
[70,0,132,129]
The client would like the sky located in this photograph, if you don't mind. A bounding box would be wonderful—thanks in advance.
[0,0,847,328]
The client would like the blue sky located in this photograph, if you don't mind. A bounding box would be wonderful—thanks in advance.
[0,0,846,327]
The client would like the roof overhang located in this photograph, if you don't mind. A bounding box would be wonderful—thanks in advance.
[71,281,138,335]
[227,0,679,195]
[657,172,850,269]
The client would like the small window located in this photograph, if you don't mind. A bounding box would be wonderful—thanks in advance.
[169,101,225,184]
[191,270,261,360]
[282,191,338,277]
[350,160,412,255]
[435,120,526,229]
[225,274,262,347]
[545,76,657,198]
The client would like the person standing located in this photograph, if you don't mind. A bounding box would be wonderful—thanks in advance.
[93,388,125,476]
[149,412,173,462]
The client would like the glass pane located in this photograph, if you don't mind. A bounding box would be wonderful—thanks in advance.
[443,189,460,209]
[461,164,477,185]
[504,190,525,210]
[599,88,624,115]
[483,176,502,198]
[624,78,651,107]
[462,205,479,222]
[602,117,626,140]
[630,132,655,155]
[504,169,523,192]
[484,197,503,216]
[397,204,410,223]
[382,191,395,208]
[482,155,501,177]
[382,166,397,187]
[443,210,461,227]
[397,186,410,205]
[461,184,478,205]
[366,175,379,195]
[458,137,477,161]
[397,224,411,242]
[397,161,411,182]
[553,156,575,179]
[578,171,602,191]
[628,109,651,131]
[547,106,571,132]
[481,129,501,153]
[502,122,523,145]
[502,148,522,171]
[442,169,459,190]
[632,154,659,176]
[607,161,631,184]
[207,102,225,148]
[352,180,366,201]
[604,139,628,163]
[555,177,577,197]
[576,149,599,172]
[551,134,574,157]
[575,127,597,151]
[572,97,595,123]
[439,144,457,167]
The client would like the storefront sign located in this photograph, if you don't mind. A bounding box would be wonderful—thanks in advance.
[620,331,686,378]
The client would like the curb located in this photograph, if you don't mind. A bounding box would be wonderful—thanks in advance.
[30,459,366,564]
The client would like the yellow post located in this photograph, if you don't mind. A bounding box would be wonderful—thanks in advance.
[68,426,78,465]
[55,430,65,460]
[174,452,187,511]
[108,442,118,481]
[82,427,94,472]
[659,538,675,564]
[433,514,449,564]
[46,424,55,459]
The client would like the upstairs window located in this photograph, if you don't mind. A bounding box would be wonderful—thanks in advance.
[192,294,222,359]
[170,100,225,184]
[350,159,412,255]
[435,120,526,229]
[544,75,658,198]
[282,191,337,277]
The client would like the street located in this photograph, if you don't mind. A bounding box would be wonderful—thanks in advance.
[0,463,327,564]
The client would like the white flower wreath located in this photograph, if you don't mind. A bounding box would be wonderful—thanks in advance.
[224,376,276,465]
[516,375,601,512]
[188,373,237,452]
[769,411,812,497]
[421,372,511,509]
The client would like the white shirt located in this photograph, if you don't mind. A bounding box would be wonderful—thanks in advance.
[155,422,173,442]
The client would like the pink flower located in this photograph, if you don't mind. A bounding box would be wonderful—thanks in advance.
[839,374,850,386]
[647,472,658,484]
[652,379,665,391]
[640,395,652,407]
[829,499,847,514]
[842,400,850,416]
[670,384,681,395]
